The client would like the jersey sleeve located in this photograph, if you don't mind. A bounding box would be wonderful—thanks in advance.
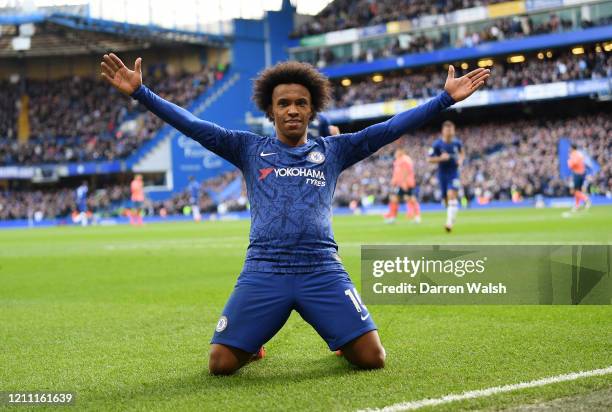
[428,141,441,157]
[131,84,252,169]
[326,92,454,170]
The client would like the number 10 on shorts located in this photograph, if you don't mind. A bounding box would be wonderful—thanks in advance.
[345,288,367,313]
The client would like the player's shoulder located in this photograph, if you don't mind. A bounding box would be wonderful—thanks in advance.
[233,129,266,140]
[318,134,351,158]
[432,137,443,147]
[229,130,269,148]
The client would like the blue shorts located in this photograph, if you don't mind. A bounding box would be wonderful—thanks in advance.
[439,172,460,195]
[572,173,585,190]
[211,271,377,353]
[131,200,143,209]
[78,202,87,213]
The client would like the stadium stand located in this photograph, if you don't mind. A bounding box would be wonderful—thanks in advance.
[334,112,611,206]
[291,0,510,38]
[331,48,611,108]
[0,66,220,164]
[3,111,609,221]
[297,13,612,67]
[290,0,612,69]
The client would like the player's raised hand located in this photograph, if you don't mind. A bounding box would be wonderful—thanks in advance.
[100,53,142,95]
[444,65,490,102]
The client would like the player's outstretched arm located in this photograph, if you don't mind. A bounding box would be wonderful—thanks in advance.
[369,65,489,149]
[335,66,489,169]
[100,53,245,167]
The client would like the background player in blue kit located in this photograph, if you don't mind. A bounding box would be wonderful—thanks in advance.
[188,176,202,222]
[101,53,489,375]
[75,181,89,227]
[428,121,465,232]
[309,113,340,137]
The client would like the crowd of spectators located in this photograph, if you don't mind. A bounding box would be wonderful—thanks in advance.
[334,113,611,206]
[332,49,611,108]
[0,184,129,221]
[150,170,246,217]
[0,65,220,165]
[0,79,20,141]
[0,170,246,221]
[302,13,611,68]
[1,113,609,221]
[291,0,508,38]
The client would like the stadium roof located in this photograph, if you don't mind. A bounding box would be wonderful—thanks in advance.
[0,12,231,58]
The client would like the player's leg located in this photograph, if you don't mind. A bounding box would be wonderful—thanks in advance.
[410,196,421,223]
[209,272,293,375]
[438,176,451,230]
[570,174,579,211]
[404,191,414,219]
[407,187,420,223]
[339,330,385,369]
[136,205,144,225]
[79,205,88,226]
[384,192,399,223]
[576,174,590,209]
[445,174,460,231]
[446,189,459,231]
[208,343,258,375]
[295,271,384,370]
[192,204,201,222]
[571,174,586,211]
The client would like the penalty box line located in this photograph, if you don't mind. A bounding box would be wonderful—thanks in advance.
[359,365,612,412]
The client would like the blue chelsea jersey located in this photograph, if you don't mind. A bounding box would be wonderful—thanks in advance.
[429,137,463,175]
[131,85,455,274]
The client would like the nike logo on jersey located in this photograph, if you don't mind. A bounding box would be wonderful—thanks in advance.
[360,313,370,321]
[260,151,277,157]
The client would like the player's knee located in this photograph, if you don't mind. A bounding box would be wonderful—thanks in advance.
[353,345,386,370]
[366,345,386,369]
[208,348,239,376]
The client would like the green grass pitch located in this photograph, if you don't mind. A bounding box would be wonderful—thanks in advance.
[1,206,611,411]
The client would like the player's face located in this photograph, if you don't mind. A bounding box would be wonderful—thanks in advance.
[270,83,312,142]
[442,124,455,140]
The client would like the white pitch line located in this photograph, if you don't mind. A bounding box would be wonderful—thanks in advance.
[359,366,612,412]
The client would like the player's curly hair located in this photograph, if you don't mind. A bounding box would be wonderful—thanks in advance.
[252,61,331,121]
